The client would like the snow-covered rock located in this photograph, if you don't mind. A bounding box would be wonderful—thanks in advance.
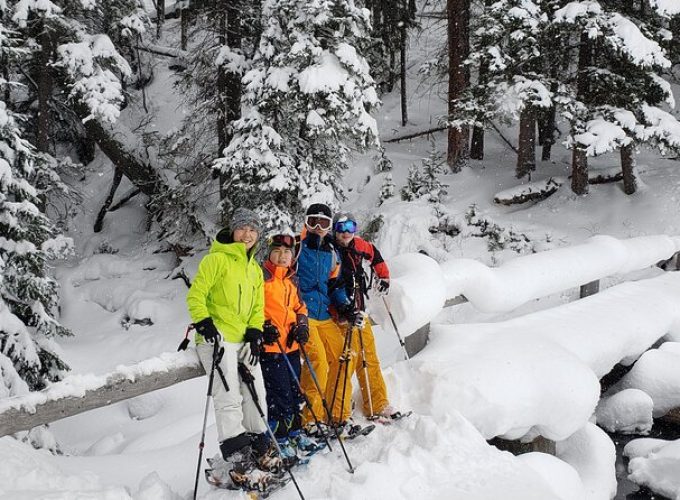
[620,343,680,417]
[627,438,680,499]
[595,389,653,434]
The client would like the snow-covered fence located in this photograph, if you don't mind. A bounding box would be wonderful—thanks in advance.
[2,235,679,438]
[0,352,203,437]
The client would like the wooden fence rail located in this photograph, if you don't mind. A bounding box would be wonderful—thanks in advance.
[1,248,677,438]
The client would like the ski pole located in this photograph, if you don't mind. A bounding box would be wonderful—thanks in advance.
[356,321,374,418]
[193,339,221,500]
[298,343,355,473]
[237,363,305,500]
[330,322,354,426]
[381,296,410,362]
[274,338,333,452]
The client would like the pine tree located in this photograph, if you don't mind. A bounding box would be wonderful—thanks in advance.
[554,1,680,194]
[378,172,395,205]
[215,0,380,232]
[400,140,446,202]
[1,22,73,397]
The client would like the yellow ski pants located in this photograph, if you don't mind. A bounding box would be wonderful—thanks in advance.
[300,318,358,424]
[354,321,389,416]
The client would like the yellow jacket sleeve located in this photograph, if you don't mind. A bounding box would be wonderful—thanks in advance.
[186,253,222,323]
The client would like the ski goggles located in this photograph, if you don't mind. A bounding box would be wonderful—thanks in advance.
[334,219,357,234]
[305,214,332,231]
[269,234,295,249]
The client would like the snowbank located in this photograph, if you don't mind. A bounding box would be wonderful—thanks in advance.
[619,342,680,417]
[556,423,617,500]
[626,438,680,499]
[368,252,447,336]
[420,272,680,441]
[440,234,680,313]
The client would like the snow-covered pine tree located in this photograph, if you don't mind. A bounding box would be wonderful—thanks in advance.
[215,0,380,232]
[554,1,680,195]
[378,172,395,205]
[1,21,73,396]
[400,140,446,202]
[9,0,141,157]
[454,0,555,179]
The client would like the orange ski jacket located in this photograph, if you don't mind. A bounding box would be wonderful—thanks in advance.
[263,259,308,354]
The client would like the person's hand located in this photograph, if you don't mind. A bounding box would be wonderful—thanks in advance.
[376,279,390,295]
[194,317,219,343]
[338,303,363,328]
[243,327,263,365]
[262,323,279,345]
[288,314,309,348]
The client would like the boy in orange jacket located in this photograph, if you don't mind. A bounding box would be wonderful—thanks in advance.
[260,234,321,460]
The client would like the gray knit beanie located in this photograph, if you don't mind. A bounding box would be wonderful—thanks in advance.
[216,208,262,244]
[229,207,262,234]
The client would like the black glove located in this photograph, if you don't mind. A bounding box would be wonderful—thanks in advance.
[243,327,263,365]
[195,317,219,343]
[377,279,390,295]
[262,322,279,345]
[287,314,309,348]
[337,303,362,327]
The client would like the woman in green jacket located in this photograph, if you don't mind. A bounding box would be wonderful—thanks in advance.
[187,208,279,480]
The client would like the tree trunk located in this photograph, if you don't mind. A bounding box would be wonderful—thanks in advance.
[217,0,243,201]
[470,58,488,160]
[516,105,536,179]
[36,26,54,154]
[181,4,189,50]
[216,9,228,162]
[400,24,408,126]
[571,148,588,195]
[571,32,592,195]
[446,0,470,172]
[621,143,637,195]
[76,104,163,198]
[538,79,558,161]
[156,0,166,40]
[94,167,124,233]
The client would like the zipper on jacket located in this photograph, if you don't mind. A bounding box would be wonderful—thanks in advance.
[238,284,242,314]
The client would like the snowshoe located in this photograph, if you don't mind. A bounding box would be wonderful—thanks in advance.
[333,421,376,441]
[368,409,413,425]
[294,432,327,456]
[205,456,290,497]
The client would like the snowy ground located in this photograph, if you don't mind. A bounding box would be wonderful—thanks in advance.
[4,12,680,500]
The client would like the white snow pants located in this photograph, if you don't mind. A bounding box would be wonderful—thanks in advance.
[197,340,268,443]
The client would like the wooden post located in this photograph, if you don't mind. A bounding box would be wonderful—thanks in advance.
[580,280,600,298]
[489,436,556,456]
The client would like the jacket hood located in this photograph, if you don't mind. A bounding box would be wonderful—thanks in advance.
[210,237,258,260]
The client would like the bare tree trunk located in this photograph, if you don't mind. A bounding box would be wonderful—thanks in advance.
[470,59,488,160]
[446,0,470,172]
[36,27,54,154]
[181,3,189,50]
[621,143,637,195]
[516,105,536,179]
[216,8,228,162]
[94,168,123,233]
[571,32,591,195]
[400,23,408,126]
[217,0,243,202]
[156,0,165,40]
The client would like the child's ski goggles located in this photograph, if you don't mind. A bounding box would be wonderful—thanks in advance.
[334,219,357,234]
[269,234,296,248]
